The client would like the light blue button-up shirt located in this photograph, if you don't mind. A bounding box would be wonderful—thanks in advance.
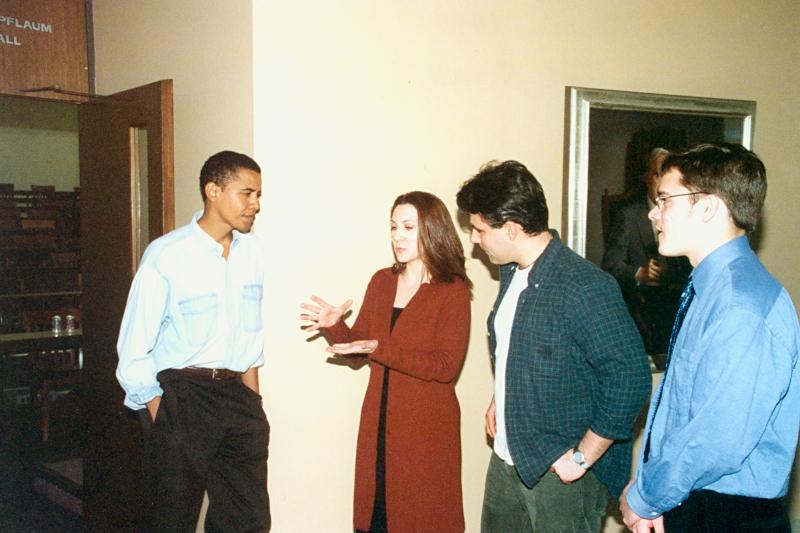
[116,212,265,409]
[627,236,800,517]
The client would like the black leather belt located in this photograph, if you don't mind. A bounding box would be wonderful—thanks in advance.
[178,367,242,381]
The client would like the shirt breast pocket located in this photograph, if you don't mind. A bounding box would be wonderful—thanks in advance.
[241,284,263,332]
[178,293,218,346]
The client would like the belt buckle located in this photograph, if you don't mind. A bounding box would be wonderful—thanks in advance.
[211,368,220,380]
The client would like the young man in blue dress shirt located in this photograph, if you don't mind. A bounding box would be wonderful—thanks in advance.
[116,151,269,531]
[621,143,800,532]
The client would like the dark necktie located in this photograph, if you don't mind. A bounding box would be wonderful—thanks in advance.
[643,277,695,461]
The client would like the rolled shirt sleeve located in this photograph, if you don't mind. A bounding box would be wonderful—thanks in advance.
[568,273,652,441]
[116,263,169,409]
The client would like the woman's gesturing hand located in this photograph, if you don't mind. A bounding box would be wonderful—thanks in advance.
[326,340,378,355]
[300,295,353,330]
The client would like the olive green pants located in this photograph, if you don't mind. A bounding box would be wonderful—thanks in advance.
[481,452,608,533]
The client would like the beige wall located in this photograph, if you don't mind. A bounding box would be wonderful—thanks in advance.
[94,1,800,531]
[92,0,254,225]
[255,1,800,531]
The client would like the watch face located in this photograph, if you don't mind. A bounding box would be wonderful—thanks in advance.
[572,451,585,463]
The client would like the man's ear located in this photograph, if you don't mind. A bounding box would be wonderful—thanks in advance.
[503,220,522,240]
[204,181,220,202]
[700,194,722,224]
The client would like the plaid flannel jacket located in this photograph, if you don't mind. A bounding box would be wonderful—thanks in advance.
[488,231,651,497]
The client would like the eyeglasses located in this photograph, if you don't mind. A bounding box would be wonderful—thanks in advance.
[654,191,708,209]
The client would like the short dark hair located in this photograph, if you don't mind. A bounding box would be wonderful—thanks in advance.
[199,151,261,201]
[456,160,548,234]
[662,143,766,233]
[391,191,472,290]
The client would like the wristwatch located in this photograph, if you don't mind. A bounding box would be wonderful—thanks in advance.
[571,449,591,470]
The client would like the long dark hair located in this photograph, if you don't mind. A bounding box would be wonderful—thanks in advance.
[391,191,472,290]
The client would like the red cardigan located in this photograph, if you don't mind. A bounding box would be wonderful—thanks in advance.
[325,268,471,533]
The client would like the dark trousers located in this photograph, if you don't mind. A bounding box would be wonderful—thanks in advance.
[140,369,270,532]
[664,490,790,532]
[481,452,608,532]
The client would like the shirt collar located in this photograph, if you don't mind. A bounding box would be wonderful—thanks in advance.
[500,229,562,284]
[189,210,243,257]
[691,235,751,296]
[527,229,562,280]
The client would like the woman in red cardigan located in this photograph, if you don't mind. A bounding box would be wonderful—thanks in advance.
[301,191,471,533]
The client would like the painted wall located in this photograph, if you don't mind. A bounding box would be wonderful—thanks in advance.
[0,96,79,191]
[92,0,254,225]
[254,2,800,531]
[93,1,800,531]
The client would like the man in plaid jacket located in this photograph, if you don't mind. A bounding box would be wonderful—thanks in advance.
[457,160,651,532]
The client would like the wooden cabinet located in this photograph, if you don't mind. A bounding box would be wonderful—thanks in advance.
[0,186,81,334]
[1,185,84,520]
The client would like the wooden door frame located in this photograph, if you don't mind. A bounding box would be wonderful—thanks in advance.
[78,79,174,529]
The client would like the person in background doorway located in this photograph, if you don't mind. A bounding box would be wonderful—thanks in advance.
[602,148,690,354]
[117,150,270,532]
[603,148,672,293]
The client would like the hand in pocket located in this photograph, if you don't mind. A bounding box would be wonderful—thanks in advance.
[147,396,162,422]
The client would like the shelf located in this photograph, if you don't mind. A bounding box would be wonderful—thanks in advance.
[0,329,82,354]
[0,266,80,273]
[0,292,81,301]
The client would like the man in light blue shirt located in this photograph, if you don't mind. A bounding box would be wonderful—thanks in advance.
[621,143,799,532]
[116,151,269,531]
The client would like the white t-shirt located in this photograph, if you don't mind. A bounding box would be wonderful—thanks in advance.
[492,263,533,464]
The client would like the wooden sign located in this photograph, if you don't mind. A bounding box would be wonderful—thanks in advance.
[0,0,90,102]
